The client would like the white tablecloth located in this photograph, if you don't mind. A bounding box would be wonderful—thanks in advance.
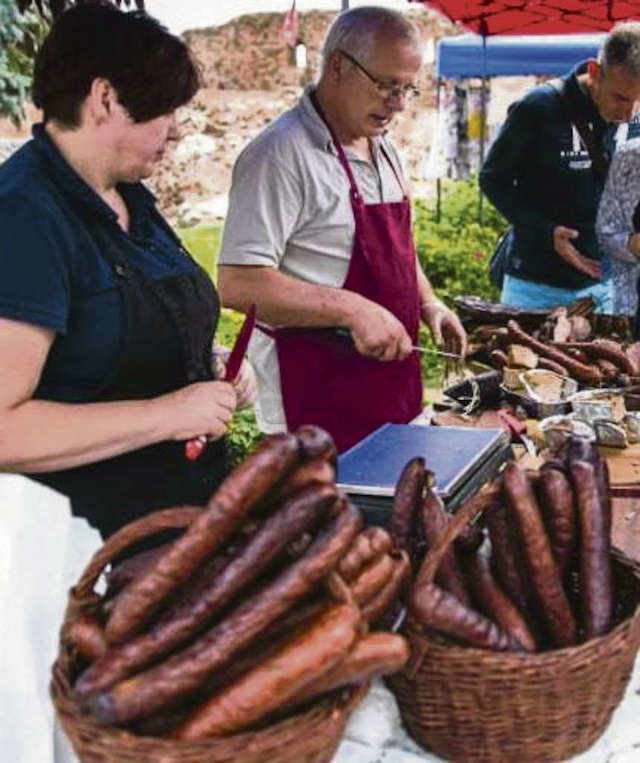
[2,473,639,763]
[0,475,101,763]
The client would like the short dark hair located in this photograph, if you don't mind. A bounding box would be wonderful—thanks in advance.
[32,2,201,127]
[601,21,640,78]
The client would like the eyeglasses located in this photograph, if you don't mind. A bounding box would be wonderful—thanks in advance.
[338,49,420,101]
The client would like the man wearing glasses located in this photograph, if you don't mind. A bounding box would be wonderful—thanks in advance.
[218,6,466,453]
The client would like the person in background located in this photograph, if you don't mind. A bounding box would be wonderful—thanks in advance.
[217,6,466,454]
[596,138,640,320]
[480,22,640,312]
[0,3,255,538]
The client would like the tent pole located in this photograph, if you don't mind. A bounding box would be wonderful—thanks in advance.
[436,76,442,222]
[478,26,488,225]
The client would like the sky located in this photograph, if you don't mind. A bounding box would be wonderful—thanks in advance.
[144,0,412,35]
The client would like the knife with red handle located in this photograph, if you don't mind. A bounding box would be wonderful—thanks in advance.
[185,304,257,461]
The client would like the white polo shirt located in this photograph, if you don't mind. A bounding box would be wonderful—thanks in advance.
[219,88,407,432]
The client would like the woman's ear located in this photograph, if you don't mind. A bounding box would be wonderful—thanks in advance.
[86,78,116,125]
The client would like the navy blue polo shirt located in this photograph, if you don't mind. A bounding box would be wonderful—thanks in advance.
[0,124,200,402]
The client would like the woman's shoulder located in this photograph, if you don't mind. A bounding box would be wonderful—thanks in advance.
[0,140,62,216]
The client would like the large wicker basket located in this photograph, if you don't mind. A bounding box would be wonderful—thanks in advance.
[51,507,366,763]
[388,495,640,763]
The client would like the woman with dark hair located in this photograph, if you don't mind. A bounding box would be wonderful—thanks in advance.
[0,3,255,537]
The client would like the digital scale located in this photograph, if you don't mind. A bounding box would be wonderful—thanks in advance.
[337,423,513,526]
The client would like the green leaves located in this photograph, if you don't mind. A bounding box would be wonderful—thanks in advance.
[414,176,506,306]
[0,0,49,127]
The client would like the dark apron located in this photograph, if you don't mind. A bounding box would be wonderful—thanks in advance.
[269,92,422,453]
[31,224,226,538]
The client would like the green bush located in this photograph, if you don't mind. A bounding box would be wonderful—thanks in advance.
[414,175,506,305]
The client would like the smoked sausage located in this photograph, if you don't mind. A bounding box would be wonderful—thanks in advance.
[76,484,339,697]
[85,502,363,725]
[389,457,425,555]
[410,581,523,652]
[172,603,360,739]
[105,432,301,645]
[502,462,577,647]
[570,460,614,638]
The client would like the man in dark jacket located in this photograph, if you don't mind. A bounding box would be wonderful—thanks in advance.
[480,22,640,311]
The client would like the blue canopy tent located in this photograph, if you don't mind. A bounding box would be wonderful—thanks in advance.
[432,32,605,219]
[436,33,605,79]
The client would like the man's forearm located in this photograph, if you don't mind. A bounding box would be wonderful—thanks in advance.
[218,264,370,330]
[415,260,439,306]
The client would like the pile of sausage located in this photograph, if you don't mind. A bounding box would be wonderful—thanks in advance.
[390,436,614,653]
[481,320,640,386]
[64,426,410,740]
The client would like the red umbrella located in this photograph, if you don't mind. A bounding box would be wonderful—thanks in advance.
[409,1,640,36]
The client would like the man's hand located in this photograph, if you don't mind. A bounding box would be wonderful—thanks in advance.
[347,302,413,361]
[628,233,640,259]
[421,300,467,356]
[553,225,601,279]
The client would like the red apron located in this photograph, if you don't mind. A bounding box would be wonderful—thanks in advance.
[270,93,423,453]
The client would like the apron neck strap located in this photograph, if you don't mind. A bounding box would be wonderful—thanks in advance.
[378,141,408,199]
[310,89,362,201]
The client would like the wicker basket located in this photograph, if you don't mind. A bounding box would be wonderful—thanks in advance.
[51,507,366,763]
[388,495,640,763]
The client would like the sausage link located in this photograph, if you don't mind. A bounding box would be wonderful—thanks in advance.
[105,432,301,645]
[65,616,108,663]
[283,633,409,711]
[537,357,569,377]
[86,502,363,725]
[76,485,339,697]
[410,582,523,651]
[295,425,337,463]
[337,527,392,582]
[502,462,577,647]
[570,461,614,639]
[506,321,602,384]
[464,548,537,652]
[554,340,635,376]
[389,457,426,555]
[349,553,395,605]
[361,550,411,625]
[536,465,577,578]
[485,492,530,616]
[173,603,360,739]
[421,487,471,606]
[104,543,172,600]
[596,359,622,381]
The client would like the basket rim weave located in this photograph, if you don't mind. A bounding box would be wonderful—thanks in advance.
[51,651,367,762]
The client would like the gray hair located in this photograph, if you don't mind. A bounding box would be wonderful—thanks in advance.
[321,6,420,69]
[602,22,640,78]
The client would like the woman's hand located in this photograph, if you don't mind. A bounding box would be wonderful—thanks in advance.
[159,381,237,441]
[233,359,258,409]
[211,345,257,409]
